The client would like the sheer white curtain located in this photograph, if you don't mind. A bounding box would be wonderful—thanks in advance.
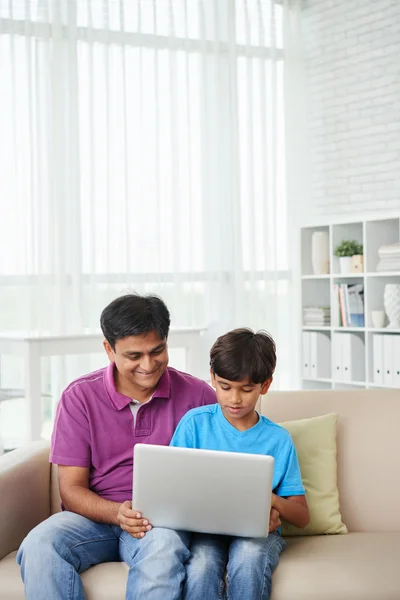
[0,0,295,432]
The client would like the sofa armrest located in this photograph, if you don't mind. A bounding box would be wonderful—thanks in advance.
[0,441,51,559]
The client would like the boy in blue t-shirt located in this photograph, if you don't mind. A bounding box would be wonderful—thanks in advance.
[170,328,309,600]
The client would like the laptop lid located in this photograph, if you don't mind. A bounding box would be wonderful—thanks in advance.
[132,444,274,538]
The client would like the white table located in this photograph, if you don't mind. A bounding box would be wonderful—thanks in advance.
[0,328,205,442]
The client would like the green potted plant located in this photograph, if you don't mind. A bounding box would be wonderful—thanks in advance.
[334,240,363,274]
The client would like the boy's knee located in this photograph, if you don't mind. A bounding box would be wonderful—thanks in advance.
[141,528,190,556]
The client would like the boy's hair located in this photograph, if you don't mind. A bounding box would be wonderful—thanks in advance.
[100,293,170,350]
[210,328,276,384]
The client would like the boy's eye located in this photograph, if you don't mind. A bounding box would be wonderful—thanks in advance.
[243,389,253,393]
[220,385,230,391]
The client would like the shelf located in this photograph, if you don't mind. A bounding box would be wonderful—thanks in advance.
[332,327,365,333]
[368,383,400,389]
[366,271,400,277]
[300,217,400,391]
[332,273,364,279]
[334,380,366,387]
[302,271,400,278]
[368,328,400,333]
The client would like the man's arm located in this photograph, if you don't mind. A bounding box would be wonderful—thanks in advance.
[271,493,310,529]
[58,466,152,538]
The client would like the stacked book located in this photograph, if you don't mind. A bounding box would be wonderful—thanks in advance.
[377,243,400,271]
[332,283,364,327]
[303,306,331,327]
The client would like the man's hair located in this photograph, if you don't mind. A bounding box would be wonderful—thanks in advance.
[100,293,170,350]
[210,328,276,384]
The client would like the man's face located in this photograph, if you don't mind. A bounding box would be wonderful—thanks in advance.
[104,331,169,397]
[211,372,272,424]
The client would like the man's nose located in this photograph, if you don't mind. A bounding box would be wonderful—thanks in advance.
[140,355,153,372]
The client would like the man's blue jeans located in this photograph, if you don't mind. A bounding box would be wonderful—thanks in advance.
[16,511,191,600]
[183,531,287,600]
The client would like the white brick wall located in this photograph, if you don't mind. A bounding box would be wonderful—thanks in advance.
[302,0,400,220]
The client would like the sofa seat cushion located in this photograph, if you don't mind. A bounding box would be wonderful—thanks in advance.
[2,533,400,600]
[0,551,129,600]
[272,532,400,600]
[0,552,24,600]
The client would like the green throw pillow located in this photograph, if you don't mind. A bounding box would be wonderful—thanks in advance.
[278,413,347,536]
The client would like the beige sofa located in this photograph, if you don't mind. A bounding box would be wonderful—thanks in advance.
[1,389,400,600]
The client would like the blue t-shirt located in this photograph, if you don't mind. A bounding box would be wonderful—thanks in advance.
[170,403,305,497]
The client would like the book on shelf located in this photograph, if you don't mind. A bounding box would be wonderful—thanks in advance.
[303,306,331,326]
[333,283,364,327]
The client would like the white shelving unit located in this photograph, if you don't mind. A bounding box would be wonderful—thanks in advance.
[301,217,400,390]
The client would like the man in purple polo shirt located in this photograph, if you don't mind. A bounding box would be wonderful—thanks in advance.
[17,293,216,600]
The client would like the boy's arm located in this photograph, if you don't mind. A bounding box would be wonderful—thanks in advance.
[273,437,310,528]
[271,493,309,529]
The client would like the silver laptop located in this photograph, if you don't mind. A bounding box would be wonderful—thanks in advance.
[132,444,274,538]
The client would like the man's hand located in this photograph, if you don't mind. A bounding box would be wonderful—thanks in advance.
[269,507,281,532]
[117,501,152,539]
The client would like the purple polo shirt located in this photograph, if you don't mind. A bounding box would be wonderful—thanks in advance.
[50,364,216,503]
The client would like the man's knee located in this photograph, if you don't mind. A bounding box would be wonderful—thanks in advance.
[17,513,81,569]
[17,520,59,571]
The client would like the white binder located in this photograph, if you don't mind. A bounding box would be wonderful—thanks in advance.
[341,333,365,382]
[393,336,400,388]
[302,332,311,378]
[332,334,343,380]
[383,336,394,388]
[310,332,331,379]
[373,335,384,386]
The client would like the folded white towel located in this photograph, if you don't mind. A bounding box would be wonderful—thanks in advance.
[378,243,400,257]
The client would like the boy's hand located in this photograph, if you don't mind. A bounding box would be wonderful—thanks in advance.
[117,501,152,538]
[269,507,281,532]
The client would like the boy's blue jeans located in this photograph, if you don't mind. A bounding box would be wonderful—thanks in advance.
[184,531,287,600]
[16,511,191,600]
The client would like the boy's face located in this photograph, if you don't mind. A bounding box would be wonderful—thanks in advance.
[211,371,272,425]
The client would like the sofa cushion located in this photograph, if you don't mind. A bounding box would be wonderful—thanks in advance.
[0,551,129,600]
[271,532,400,600]
[0,552,24,600]
[279,413,347,536]
[3,533,400,600]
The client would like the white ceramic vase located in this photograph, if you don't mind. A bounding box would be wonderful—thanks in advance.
[384,284,400,329]
[339,256,352,274]
[311,232,329,275]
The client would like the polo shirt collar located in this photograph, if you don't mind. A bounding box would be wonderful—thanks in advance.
[104,362,171,410]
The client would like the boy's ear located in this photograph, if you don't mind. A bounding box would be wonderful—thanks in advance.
[260,377,273,396]
[210,369,216,389]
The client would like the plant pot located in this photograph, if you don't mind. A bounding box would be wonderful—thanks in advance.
[311,232,329,275]
[339,256,352,274]
[351,255,363,273]
[384,284,400,329]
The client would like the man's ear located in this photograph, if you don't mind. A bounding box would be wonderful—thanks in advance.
[260,377,273,396]
[210,369,217,389]
[103,340,114,362]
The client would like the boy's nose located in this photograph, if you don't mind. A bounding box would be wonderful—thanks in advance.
[231,392,242,405]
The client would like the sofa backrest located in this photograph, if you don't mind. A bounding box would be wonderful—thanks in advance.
[260,389,400,533]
